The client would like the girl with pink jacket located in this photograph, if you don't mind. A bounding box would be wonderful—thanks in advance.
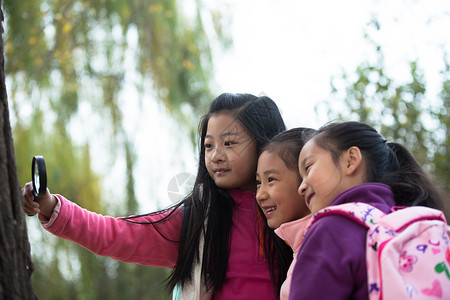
[23,93,292,299]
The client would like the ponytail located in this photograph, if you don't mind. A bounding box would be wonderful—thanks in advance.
[382,142,449,217]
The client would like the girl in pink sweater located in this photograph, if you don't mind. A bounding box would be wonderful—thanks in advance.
[22,93,292,299]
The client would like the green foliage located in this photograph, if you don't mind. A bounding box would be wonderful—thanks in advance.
[321,40,449,195]
[5,0,225,120]
[30,241,172,299]
[432,58,450,191]
[5,0,229,298]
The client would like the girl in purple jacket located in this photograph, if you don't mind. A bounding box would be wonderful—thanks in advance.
[289,121,449,300]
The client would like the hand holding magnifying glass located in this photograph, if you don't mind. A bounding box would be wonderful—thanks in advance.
[24,155,55,217]
[32,155,47,201]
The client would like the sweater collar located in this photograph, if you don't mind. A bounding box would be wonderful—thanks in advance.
[331,182,395,207]
[275,215,312,252]
[227,189,256,210]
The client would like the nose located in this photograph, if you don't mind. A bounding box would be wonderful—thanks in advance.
[256,184,268,204]
[298,180,307,197]
[211,145,224,162]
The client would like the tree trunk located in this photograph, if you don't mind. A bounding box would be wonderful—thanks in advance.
[0,3,37,299]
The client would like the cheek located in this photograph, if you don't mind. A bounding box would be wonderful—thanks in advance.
[235,150,256,170]
[310,169,331,191]
[316,173,339,196]
[248,158,257,172]
[204,155,213,174]
[246,150,258,168]
[204,151,213,165]
[239,141,257,162]
[291,193,309,215]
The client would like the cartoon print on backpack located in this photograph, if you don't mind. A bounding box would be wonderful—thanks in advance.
[399,251,418,273]
[420,280,444,298]
[435,248,450,278]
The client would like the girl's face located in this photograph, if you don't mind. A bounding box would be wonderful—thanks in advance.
[256,151,309,228]
[298,139,349,215]
[204,113,257,191]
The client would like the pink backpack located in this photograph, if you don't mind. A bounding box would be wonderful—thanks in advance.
[310,202,450,299]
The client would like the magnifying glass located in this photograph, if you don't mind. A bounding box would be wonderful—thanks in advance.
[32,155,47,201]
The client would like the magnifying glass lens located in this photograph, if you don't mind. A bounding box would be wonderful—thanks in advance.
[32,156,47,200]
[33,161,40,192]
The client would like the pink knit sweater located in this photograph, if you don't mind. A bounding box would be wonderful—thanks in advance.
[42,190,277,299]
[275,215,312,300]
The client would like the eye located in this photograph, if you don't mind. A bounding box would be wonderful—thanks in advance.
[204,143,212,149]
[268,177,275,183]
[305,164,312,174]
[224,140,234,146]
[256,179,261,186]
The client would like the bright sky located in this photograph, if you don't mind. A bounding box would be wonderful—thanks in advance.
[213,0,450,129]
[88,0,450,213]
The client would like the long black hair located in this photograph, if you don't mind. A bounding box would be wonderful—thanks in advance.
[127,93,290,295]
[306,121,449,216]
[167,93,290,294]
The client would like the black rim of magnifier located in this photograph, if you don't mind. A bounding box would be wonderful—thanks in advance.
[32,155,47,197]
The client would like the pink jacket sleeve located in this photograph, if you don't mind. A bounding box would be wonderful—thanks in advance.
[44,195,182,268]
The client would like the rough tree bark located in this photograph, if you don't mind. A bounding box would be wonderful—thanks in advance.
[0,2,37,299]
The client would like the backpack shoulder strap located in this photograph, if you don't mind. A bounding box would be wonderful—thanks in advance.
[309,202,385,230]
[377,206,447,231]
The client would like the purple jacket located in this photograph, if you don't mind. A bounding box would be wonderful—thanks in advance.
[289,183,395,300]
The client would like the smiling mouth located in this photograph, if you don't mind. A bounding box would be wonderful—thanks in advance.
[265,206,277,215]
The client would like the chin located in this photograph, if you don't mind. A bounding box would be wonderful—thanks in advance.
[268,221,279,229]
[214,182,232,189]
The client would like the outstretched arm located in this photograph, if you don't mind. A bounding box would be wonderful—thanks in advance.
[22,182,182,268]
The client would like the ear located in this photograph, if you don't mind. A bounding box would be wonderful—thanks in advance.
[344,146,362,176]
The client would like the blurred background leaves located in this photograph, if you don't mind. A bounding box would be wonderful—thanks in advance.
[4,0,449,299]
[5,0,230,298]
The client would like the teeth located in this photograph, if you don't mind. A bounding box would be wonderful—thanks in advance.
[267,207,277,212]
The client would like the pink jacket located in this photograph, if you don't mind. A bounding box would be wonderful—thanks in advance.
[275,215,312,300]
[43,190,277,299]
[43,194,182,267]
